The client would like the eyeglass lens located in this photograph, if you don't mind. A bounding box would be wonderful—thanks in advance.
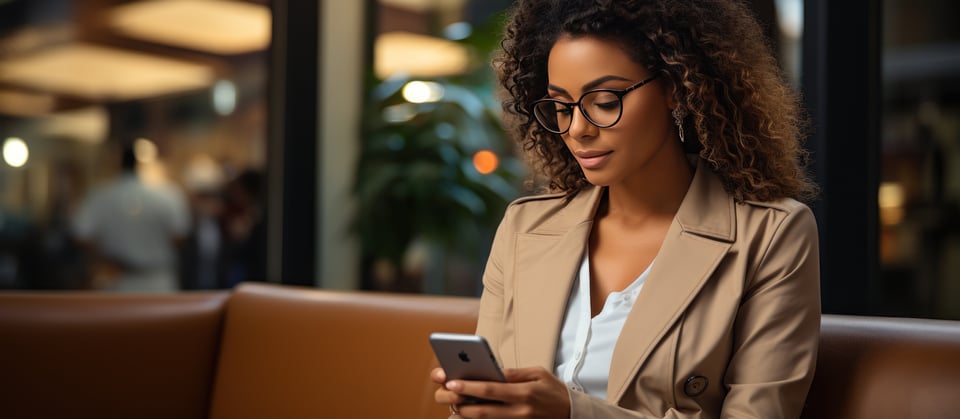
[534,90,624,133]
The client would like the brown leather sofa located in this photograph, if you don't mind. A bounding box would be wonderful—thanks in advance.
[1,282,959,419]
[0,283,478,419]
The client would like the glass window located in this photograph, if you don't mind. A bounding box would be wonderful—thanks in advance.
[0,0,270,292]
[880,0,960,319]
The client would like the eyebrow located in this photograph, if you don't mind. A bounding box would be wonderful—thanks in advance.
[547,75,634,97]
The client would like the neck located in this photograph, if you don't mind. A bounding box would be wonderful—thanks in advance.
[602,148,694,225]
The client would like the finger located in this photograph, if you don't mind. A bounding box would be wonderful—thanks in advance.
[431,367,447,384]
[434,387,465,405]
[458,401,526,419]
[503,366,550,383]
[446,379,520,404]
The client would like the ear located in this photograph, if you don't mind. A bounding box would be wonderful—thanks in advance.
[659,72,680,111]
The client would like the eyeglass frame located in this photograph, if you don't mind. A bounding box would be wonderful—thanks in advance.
[531,74,661,135]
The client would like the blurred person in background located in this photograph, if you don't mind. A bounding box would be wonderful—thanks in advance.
[220,168,266,288]
[179,155,227,290]
[71,142,190,293]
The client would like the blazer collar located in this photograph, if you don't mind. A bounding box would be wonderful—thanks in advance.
[513,158,737,402]
[674,158,737,242]
[513,186,602,370]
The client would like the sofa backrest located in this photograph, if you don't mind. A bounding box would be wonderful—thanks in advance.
[5,286,959,419]
[802,314,960,419]
[208,283,480,419]
[0,291,229,419]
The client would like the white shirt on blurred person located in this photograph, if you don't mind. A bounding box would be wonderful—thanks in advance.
[72,166,190,293]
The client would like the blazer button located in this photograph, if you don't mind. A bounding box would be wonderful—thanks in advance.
[684,375,708,397]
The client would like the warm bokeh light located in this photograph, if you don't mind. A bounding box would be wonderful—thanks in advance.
[472,150,499,175]
[2,137,29,168]
[108,0,271,55]
[402,81,444,104]
[374,31,470,79]
[183,154,225,192]
[0,43,215,101]
[38,106,109,145]
[134,138,158,164]
[879,182,905,226]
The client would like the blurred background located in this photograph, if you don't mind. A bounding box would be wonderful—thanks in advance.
[0,0,958,320]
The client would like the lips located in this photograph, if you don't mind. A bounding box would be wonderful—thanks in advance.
[573,150,612,170]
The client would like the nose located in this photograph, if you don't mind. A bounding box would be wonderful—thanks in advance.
[566,106,597,139]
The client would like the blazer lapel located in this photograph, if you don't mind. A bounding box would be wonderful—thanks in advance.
[606,160,737,402]
[514,186,603,370]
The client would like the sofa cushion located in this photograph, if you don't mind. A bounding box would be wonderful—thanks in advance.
[0,291,229,419]
[802,314,960,419]
[209,283,480,419]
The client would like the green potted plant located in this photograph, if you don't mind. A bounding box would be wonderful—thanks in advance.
[352,74,524,295]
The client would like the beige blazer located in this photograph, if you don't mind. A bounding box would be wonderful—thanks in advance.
[476,159,821,419]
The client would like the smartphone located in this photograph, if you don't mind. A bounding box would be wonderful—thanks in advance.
[429,332,506,404]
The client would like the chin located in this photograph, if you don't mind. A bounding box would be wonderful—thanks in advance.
[582,173,613,187]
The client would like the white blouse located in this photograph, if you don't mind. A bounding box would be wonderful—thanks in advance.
[554,253,652,399]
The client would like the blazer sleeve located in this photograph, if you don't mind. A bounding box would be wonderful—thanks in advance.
[566,205,821,419]
[720,204,821,418]
[474,203,515,359]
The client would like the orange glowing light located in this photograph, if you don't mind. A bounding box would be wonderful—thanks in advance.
[472,150,499,175]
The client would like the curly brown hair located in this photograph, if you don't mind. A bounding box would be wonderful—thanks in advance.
[495,0,817,202]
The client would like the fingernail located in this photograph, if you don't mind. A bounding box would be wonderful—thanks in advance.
[445,381,460,391]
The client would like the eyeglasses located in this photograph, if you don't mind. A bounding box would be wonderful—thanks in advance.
[531,75,660,134]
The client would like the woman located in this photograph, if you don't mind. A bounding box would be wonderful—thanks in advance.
[433,0,820,418]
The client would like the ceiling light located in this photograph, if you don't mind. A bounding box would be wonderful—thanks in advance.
[108,0,271,55]
[380,0,466,12]
[0,43,215,101]
[375,31,470,79]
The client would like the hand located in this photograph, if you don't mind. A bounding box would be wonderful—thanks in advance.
[433,367,571,419]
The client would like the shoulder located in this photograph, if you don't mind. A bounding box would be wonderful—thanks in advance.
[499,187,599,234]
[736,197,818,243]
[500,191,570,232]
[740,197,815,223]
[742,196,810,214]
[507,190,570,210]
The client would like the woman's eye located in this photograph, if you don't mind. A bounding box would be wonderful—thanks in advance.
[594,101,619,110]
